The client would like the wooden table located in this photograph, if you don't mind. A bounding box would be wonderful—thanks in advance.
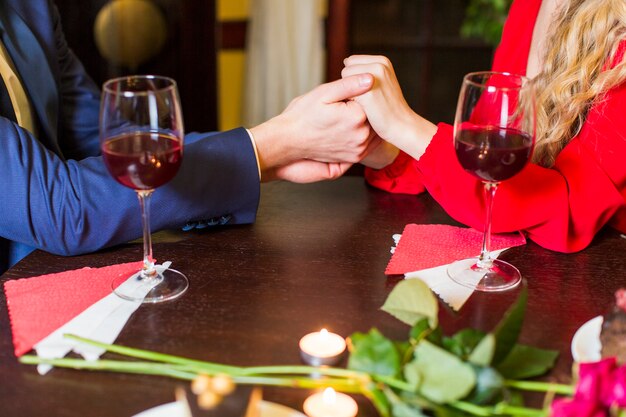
[1,177,624,416]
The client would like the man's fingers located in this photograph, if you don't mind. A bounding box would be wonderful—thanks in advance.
[327,162,353,180]
[317,73,374,103]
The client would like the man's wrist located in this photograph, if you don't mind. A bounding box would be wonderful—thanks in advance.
[249,116,297,181]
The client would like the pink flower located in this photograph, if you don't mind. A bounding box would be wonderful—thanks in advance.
[550,358,626,416]
[607,365,626,407]
[550,398,605,417]
[576,358,616,404]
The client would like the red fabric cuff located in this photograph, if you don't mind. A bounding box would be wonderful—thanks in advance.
[364,151,425,195]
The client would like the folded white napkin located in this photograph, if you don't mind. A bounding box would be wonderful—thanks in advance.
[34,262,171,375]
[404,250,506,311]
[390,234,508,311]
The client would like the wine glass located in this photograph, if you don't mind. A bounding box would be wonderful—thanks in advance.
[100,75,188,303]
[447,71,535,292]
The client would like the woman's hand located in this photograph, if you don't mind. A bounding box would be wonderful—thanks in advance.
[342,55,437,161]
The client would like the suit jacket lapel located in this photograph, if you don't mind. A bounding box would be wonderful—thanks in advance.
[0,2,59,149]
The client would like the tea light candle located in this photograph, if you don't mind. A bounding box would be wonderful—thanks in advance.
[299,328,346,366]
[303,388,358,417]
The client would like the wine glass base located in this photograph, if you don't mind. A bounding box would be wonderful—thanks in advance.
[112,268,189,303]
[447,257,521,292]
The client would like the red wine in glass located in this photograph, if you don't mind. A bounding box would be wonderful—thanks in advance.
[102,132,182,190]
[455,126,533,182]
[447,72,535,292]
[100,75,188,303]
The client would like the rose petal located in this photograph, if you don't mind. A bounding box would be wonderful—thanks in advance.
[576,358,617,403]
[607,365,626,407]
[551,398,605,417]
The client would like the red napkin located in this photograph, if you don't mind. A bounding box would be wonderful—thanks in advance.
[386,224,526,275]
[3,261,142,357]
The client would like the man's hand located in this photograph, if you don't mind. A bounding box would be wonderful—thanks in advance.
[250,73,375,180]
[267,160,353,183]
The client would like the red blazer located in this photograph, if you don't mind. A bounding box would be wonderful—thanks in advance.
[365,0,626,253]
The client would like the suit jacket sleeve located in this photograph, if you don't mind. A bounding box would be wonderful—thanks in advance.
[1,118,260,257]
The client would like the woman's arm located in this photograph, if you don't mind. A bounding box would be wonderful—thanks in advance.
[344,54,626,252]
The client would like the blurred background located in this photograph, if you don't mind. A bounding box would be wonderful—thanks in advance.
[54,0,500,134]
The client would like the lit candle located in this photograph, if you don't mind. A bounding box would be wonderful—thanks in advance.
[303,388,358,417]
[299,329,347,366]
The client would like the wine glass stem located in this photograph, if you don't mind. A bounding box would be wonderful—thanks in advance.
[137,190,157,278]
[478,182,498,269]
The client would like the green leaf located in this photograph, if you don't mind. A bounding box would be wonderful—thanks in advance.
[392,402,429,417]
[442,328,486,359]
[363,383,392,417]
[505,389,525,407]
[492,285,527,366]
[465,365,505,405]
[348,328,401,377]
[409,318,431,342]
[384,387,429,417]
[395,340,411,360]
[426,325,444,346]
[496,344,559,379]
[403,357,422,392]
[409,341,476,404]
[468,334,496,366]
[397,391,433,411]
[382,279,439,328]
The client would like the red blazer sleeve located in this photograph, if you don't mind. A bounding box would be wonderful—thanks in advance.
[364,151,426,195]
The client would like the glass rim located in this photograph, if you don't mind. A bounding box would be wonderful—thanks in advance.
[102,75,178,96]
[462,71,530,90]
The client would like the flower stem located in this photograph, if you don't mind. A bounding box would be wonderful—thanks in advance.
[59,335,405,391]
[450,401,548,417]
[63,334,241,374]
[372,374,415,392]
[19,356,197,380]
[232,376,362,393]
[494,404,548,417]
[449,401,494,416]
[239,365,367,380]
[504,379,574,395]
[19,355,363,393]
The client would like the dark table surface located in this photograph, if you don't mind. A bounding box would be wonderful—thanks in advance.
[1,177,624,417]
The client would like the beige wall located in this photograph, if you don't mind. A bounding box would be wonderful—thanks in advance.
[217,0,249,130]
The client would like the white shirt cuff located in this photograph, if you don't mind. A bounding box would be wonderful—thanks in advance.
[245,128,262,181]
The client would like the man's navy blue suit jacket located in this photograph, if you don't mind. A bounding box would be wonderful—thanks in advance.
[0,0,260,273]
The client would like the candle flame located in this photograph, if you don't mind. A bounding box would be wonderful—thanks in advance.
[322,387,337,405]
[320,328,328,336]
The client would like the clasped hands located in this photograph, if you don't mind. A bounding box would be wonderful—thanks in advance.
[250,55,434,184]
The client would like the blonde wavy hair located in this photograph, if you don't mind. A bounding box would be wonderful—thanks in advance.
[531,0,626,167]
